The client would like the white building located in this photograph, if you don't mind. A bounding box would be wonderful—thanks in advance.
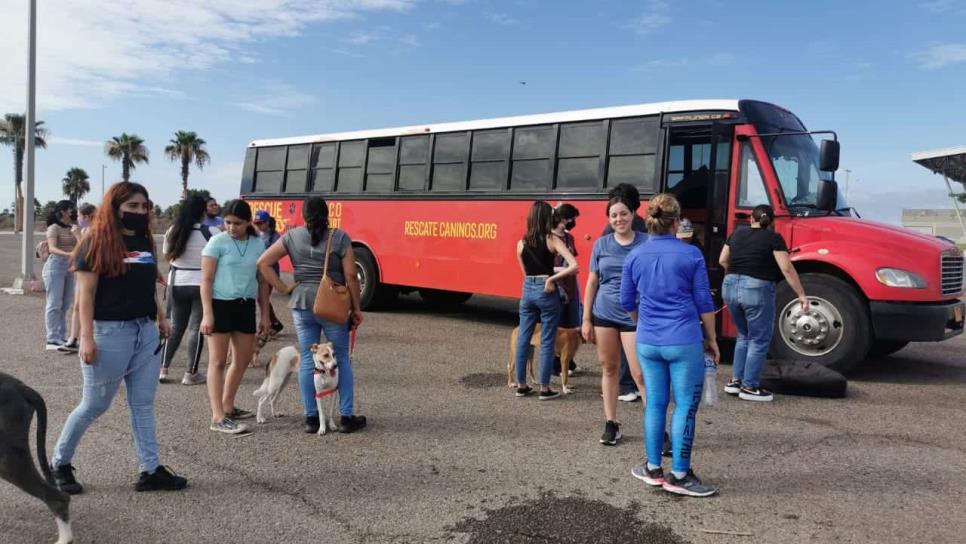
[901,209,966,243]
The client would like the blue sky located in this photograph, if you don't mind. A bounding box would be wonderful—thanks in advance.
[1,0,965,223]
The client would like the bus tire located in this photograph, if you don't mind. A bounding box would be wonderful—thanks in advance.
[419,289,473,309]
[868,340,909,358]
[353,246,396,310]
[771,273,870,374]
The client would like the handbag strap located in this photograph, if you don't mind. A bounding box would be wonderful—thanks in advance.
[321,228,337,280]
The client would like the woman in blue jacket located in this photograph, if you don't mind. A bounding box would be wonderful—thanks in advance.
[621,193,720,498]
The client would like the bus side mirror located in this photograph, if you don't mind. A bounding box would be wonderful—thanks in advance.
[816,179,838,211]
[820,140,840,172]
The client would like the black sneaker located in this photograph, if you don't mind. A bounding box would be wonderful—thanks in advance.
[599,420,622,446]
[738,386,774,402]
[304,415,321,434]
[538,389,561,401]
[662,432,672,457]
[53,464,83,495]
[662,469,716,497]
[631,464,665,486]
[339,415,367,433]
[515,385,534,397]
[226,407,254,420]
[135,465,187,492]
[723,379,742,395]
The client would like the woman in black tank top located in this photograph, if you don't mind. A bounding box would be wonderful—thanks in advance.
[511,201,579,400]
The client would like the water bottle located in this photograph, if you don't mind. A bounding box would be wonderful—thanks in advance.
[702,355,719,407]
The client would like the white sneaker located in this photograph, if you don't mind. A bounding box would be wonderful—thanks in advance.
[618,391,641,402]
[181,372,206,385]
[46,342,63,351]
[159,367,169,383]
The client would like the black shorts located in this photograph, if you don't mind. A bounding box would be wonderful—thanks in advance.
[212,298,257,334]
[591,314,636,333]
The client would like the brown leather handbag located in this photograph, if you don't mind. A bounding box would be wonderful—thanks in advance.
[312,229,351,324]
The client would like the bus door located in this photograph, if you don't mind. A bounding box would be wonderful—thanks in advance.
[661,121,734,310]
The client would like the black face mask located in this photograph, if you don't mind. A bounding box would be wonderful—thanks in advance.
[120,212,149,234]
[565,220,576,231]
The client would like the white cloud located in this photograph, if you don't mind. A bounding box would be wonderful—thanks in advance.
[399,34,422,46]
[632,57,689,71]
[916,43,966,69]
[228,83,316,116]
[919,0,959,13]
[348,31,383,45]
[47,137,103,147]
[487,13,519,25]
[0,0,417,112]
[630,0,670,35]
[708,52,736,66]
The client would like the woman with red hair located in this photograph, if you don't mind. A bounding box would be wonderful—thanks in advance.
[51,181,188,495]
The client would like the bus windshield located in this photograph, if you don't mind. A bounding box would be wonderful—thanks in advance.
[760,133,844,212]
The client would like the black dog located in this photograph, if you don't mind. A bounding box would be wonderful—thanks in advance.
[0,371,73,543]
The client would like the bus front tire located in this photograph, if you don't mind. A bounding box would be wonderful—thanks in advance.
[771,273,870,374]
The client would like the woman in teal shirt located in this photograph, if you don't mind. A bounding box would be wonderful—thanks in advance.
[200,200,270,435]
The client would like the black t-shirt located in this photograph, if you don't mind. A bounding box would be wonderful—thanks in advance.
[724,227,789,282]
[75,235,158,321]
[600,214,647,236]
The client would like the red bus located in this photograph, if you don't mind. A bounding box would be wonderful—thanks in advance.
[239,99,964,371]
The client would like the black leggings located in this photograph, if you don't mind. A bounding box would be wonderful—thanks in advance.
[162,285,204,374]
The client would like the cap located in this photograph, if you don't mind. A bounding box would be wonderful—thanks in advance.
[676,217,694,239]
[253,210,270,223]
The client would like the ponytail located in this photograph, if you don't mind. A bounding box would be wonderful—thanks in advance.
[752,204,774,228]
[644,193,681,235]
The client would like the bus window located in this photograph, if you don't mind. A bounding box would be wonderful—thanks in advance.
[470,129,509,191]
[398,135,429,191]
[366,138,396,192]
[285,144,309,193]
[337,140,365,193]
[737,142,769,208]
[511,124,553,191]
[556,121,603,190]
[254,146,286,193]
[432,132,469,191]
[607,116,659,192]
[310,143,336,192]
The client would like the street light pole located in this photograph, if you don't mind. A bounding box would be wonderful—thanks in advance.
[14,0,37,291]
[101,164,106,198]
[844,168,852,201]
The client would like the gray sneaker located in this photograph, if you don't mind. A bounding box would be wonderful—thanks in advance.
[209,417,248,435]
[662,470,716,497]
[181,372,206,385]
[159,367,170,383]
[631,464,665,487]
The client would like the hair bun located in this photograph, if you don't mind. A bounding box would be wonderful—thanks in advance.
[649,207,663,219]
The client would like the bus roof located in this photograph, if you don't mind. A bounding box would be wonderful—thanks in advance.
[248,99,741,148]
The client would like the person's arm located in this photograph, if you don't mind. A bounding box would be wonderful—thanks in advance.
[47,226,72,257]
[199,256,217,335]
[342,246,364,329]
[256,239,293,294]
[581,271,599,344]
[700,312,719,364]
[546,236,578,292]
[620,253,639,323]
[155,287,170,339]
[775,250,808,312]
[76,270,98,364]
[256,271,272,337]
[516,240,526,276]
[161,227,173,259]
[718,244,731,272]
[691,254,719,363]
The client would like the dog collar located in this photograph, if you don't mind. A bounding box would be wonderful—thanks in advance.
[315,389,336,399]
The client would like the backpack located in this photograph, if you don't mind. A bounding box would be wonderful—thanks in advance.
[35,240,50,262]
[198,224,213,241]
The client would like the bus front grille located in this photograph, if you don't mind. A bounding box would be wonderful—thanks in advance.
[941,253,964,296]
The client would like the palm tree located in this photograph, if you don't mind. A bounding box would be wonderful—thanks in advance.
[105,133,149,182]
[0,114,48,232]
[164,131,210,199]
[62,167,91,205]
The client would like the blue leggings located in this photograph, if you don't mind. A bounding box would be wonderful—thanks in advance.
[637,342,705,473]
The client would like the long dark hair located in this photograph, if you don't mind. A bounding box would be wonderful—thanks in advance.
[164,195,207,262]
[81,182,153,277]
[222,200,257,237]
[752,204,774,228]
[523,200,553,247]
[46,200,73,227]
[303,196,330,246]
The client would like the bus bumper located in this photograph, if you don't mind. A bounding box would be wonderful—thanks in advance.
[870,299,965,342]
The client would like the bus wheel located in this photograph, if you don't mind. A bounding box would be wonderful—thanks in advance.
[419,289,473,309]
[771,273,870,374]
[353,246,396,310]
[868,340,909,358]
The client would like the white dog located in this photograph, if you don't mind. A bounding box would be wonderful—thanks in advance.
[252,343,339,435]
[310,343,340,435]
[253,346,300,424]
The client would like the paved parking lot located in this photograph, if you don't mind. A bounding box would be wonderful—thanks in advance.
[0,235,964,543]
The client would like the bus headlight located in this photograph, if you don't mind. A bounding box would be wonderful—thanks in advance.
[875,268,927,288]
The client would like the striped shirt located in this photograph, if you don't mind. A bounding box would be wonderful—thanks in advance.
[46,223,77,253]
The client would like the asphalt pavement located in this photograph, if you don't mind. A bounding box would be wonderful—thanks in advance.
[0,237,964,544]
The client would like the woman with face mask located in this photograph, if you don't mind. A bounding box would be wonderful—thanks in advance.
[43,200,78,352]
[51,182,186,495]
[551,203,581,377]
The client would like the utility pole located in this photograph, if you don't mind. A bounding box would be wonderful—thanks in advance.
[14,0,37,291]
[101,164,106,198]
[844,168,852,200]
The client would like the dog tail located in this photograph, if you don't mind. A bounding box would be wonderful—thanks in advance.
[23,386,54,484]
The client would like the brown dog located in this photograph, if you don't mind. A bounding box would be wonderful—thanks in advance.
[507,325,581,393]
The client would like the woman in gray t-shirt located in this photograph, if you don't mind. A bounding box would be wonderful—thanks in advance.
[257,197,366,434]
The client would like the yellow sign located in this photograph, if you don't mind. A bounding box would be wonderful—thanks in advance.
[404,220,498,240]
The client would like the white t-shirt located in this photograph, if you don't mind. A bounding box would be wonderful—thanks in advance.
[163,223,221,286]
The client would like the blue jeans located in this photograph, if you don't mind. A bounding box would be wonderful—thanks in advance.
[723,274,776,388]
[43,255,75,343]
[515,277,562,387]
[637,342,705,474]
[292,309,354,417]
[53,318,162,473]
